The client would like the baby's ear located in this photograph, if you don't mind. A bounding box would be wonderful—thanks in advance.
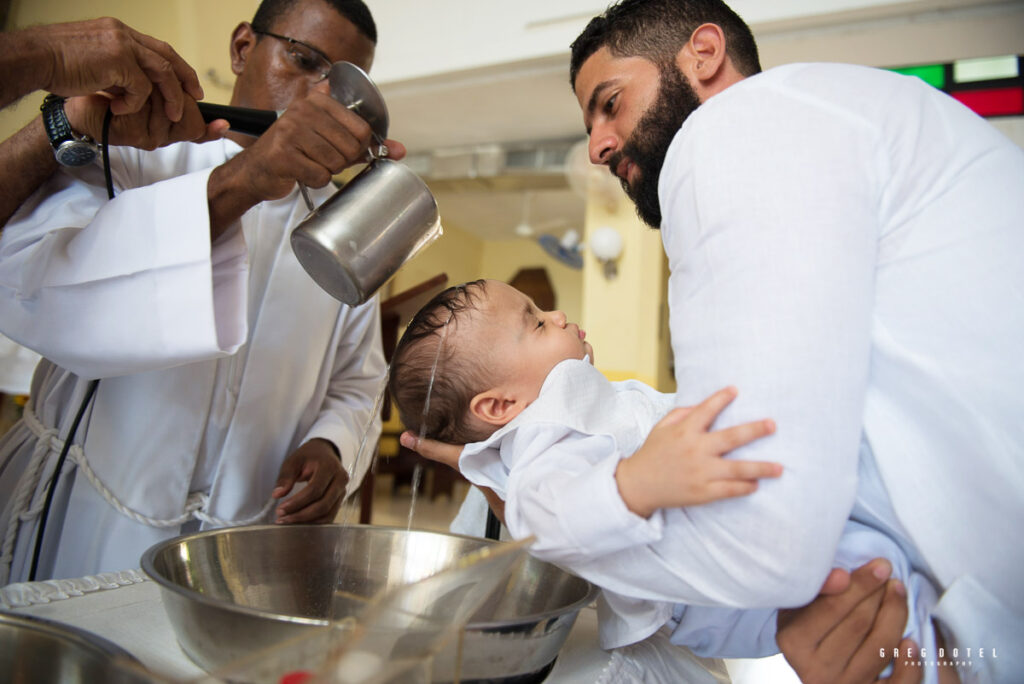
[470,390,525,427]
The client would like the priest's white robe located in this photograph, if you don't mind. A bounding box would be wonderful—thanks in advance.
[0,139,384,583]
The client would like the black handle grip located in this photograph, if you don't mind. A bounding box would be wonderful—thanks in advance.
[198,102,278,136]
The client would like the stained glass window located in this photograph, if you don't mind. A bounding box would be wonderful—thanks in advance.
[886,55,1023,118]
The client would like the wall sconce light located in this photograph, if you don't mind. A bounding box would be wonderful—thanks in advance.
[589,226,624,279]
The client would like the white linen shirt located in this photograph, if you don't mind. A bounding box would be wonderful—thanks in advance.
[659,63,1024,682]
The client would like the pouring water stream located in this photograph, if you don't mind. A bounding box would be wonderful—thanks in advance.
[407,312,454,530]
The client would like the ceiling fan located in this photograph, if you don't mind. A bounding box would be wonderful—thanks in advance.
[514,192,583,269]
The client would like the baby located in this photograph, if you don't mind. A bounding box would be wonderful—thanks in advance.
[389,279,939,673]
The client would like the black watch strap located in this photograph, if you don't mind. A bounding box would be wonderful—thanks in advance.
[40,94,99,167]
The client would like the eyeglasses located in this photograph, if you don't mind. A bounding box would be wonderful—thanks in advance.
[254,30,333,83]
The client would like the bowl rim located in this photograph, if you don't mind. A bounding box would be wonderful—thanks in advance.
[140,523,599,629]
[0,611,141,663]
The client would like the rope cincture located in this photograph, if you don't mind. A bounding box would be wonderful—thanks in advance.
[0,425,57,585]
[0,403,278,584]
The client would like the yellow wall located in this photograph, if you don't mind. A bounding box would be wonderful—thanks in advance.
[580,188,675,392]
[479,238,582,324]
[385,220,483,298]
[385,221,584,328]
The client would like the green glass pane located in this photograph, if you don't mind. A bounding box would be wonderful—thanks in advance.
[888,64,946,89]
[953,56,1019,83]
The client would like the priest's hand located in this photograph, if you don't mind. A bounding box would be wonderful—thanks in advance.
[776,559,921,684]
[272,438,347,523]
[206,80,407,235]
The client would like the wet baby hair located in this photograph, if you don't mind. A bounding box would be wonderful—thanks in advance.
[389,279,495,445]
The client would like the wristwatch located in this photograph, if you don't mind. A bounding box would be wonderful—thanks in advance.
[40,94,100,167]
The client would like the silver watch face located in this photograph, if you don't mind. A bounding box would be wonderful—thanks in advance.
[55,139,99,167]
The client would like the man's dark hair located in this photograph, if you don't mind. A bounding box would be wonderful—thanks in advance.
[569,0,760,88]
[388,280,492,445]
[252,0,378,44]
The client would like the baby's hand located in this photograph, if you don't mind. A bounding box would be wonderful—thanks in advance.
[615,387,781,517]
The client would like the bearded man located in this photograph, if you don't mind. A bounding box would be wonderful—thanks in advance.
[569,1,1023,682]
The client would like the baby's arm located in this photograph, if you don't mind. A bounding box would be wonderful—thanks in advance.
[615,387,782,517]
[501,389,779,567]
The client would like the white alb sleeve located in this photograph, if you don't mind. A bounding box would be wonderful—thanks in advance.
[0,155,248,378]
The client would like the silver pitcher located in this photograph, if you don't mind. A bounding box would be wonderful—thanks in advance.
[291,159,443,306]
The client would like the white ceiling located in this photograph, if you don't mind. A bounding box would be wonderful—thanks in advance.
[381,55,590,243]
[371,0,1024,243]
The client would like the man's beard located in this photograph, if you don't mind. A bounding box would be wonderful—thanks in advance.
[609,66,701,228]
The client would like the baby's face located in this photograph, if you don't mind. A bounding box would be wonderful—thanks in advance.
[471,280,594,402]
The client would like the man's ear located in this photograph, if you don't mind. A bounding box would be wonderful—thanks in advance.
[470,389,526,428]
[230,22,258,76]
[676,23,729,99]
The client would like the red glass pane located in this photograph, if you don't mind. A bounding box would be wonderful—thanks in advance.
[951,87,1023,117]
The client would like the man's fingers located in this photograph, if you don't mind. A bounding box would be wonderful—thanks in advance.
[128,26,203,101]
[817,580,888,675]
[142,89,171,149]
[105,60,154,116]
[277,464,329,515]
[381,138,407,160]
[801,559,894,632]
[844,580,911,682]
[195,119,230,143]
[878,638,923,684]
[286,467,347,523]
[124,40,185,122]
[400,431,462,469]
[273,466,299,499]
[307,94,374,163]
[122,26,204,122]
[778,559,892,655]
[278,474,342,523]
[820,568,852,595]
[165,98,214,144]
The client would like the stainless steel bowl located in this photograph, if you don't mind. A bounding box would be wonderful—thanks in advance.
[141,525,598,683]
[0,612,151,683]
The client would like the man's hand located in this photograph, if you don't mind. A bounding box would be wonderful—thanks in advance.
[2,18,203,117]
[0,91,226,229]
[400,431,507,522]
[614,387,781,517]
[777,559,921,684]
[37,17,203,120]
[400,431,461,469]
[273,438,348,524]
[207,81,403,233]
[65,92,227,151]
[0,19,223,226]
